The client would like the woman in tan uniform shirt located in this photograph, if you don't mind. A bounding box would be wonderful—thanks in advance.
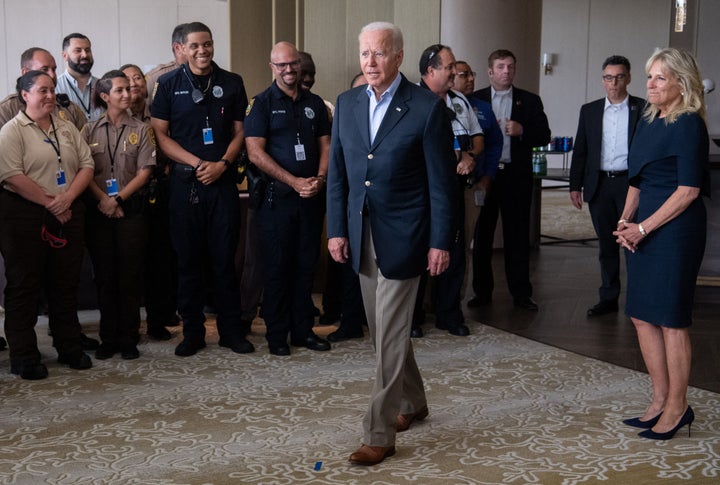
[82,70,156,360]
[0,70,94,379]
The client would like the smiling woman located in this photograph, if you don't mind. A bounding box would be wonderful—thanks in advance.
[0,70,95,379]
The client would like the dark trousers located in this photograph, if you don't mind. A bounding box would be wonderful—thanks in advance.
[86,204,147,348]
[0,192,85,362]
[473,163,533,299]
[589,174,628,302]
[144,173,178,329]
[239,206,264,322]
[257,191,322,346]
[334,261,368,333]
[321,256,344,320]
[433,182,466,324]
[169,167,244,342]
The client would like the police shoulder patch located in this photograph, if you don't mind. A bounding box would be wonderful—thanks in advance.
[246,98,255,116]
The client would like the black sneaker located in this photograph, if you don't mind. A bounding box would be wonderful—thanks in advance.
[174,339,206,357]
[94,343,117,360]
[121,346,140,360]
[218,336,255,354]
[58,351,92,370]
[10,359,48,380]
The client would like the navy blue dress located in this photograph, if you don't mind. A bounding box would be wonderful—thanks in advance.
[626,112,708,327]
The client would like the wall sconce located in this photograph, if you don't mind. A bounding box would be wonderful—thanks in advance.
[542,53,554,75]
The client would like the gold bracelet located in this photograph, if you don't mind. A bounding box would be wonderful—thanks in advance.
[638,223,647,237]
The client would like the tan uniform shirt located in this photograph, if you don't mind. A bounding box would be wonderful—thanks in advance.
[81,114,156,193]
[129,102,152,124]
[0,93,87,131]
[145,60,181,102]
[0,112,94,195]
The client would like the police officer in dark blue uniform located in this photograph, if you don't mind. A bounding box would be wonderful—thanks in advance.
[150,21,253,356]
[245,41,331,356]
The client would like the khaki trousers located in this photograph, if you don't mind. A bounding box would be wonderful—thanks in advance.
[358,217,426,446]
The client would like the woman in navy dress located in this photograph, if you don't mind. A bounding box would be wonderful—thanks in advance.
[614,48,709,440]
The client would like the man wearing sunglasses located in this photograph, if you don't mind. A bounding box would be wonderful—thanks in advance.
[569,55,645,317]
[151,22,253,357]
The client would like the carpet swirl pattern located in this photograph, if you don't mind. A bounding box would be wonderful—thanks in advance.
[1,314,718,484]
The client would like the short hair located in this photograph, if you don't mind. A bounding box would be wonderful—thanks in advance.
[62,33,90,51]
[359,21,403,53]
[171,23,187,53]
[299,51,315,72]
[15,70,52,106]
[20,47,50,70]
[93,70,128,110]
[643,47,705,123]
[419,44,450,76]
[602,55,631,72]
[119,63,143,74]
[181,22,212,44]
[350,72,366,89]
[488,49,516,68]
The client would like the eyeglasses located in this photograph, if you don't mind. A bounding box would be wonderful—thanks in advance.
[271,60,301,70]
[602,74,627,82]
[456,71,476,78]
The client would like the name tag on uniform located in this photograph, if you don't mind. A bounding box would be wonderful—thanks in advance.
[202,127,214,145]
[56,169,67,187]
[294,143,306,161]
[106,178,119,196]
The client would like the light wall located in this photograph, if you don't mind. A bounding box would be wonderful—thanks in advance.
[0,0,230,95]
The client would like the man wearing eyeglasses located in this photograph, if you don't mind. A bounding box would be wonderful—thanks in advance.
[569,55,644,317]
[245,41,331,356]
[151,22,253,357]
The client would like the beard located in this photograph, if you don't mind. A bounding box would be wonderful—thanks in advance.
[68,58,93,75]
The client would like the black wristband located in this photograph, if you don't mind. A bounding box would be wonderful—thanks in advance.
[115,195,124,205]
[220,159,230,166]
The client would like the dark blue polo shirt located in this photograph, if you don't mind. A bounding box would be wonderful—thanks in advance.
[151,62,248,162]
[244,81,330,178]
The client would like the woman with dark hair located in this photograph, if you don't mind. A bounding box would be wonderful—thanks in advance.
[120,64,150,122]
[82,70,156,360]
[614,48,709,440]
[0,70,94,379]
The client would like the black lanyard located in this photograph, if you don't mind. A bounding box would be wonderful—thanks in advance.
[67,81,92,116]
[25,111,62,166]
[105,123,126,178]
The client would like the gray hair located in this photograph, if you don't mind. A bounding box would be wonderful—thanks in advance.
[359,21,403,52]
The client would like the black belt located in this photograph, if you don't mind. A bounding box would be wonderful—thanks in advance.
[600,170,628,178]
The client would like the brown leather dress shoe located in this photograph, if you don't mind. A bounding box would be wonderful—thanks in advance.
[396,405,429,432]
[348,444,396,466]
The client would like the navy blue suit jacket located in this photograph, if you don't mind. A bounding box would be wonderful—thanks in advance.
[569,95,645,202]
[327,75,456,280]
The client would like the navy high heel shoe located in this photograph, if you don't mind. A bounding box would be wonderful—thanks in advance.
[623,413,662,429]
[638,406,694,440]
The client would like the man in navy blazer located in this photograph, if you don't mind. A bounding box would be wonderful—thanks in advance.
[472,49,551,311]
[570,55,645,316]
[327,21,456,466]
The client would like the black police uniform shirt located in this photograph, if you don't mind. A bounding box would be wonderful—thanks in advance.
[244,81,330,182]
[151,61,248,162]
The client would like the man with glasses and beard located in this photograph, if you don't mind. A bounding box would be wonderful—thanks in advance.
[56,33,104,121]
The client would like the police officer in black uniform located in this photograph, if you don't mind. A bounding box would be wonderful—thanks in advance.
[245,41,331,356]
[150,21,253,356]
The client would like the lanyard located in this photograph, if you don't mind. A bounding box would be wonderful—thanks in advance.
[25,111,62,166]
[105,123,126,178]
[67,81,92,116]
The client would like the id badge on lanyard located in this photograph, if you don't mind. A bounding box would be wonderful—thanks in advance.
[294,134,306,161]
[203,116,214,145]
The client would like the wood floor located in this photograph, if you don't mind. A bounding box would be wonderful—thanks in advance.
[464,243,720,393]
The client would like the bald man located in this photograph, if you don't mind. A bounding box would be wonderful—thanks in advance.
[245,42,332,356]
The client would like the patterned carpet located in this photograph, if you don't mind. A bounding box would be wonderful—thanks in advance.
[1,313,719,484]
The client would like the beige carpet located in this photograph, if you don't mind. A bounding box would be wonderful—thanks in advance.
[540,189,597,242]
[1,313,719,484]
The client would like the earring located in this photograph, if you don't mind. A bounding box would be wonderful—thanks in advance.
[681,91,685,96]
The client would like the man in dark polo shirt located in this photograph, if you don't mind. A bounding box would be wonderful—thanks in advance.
[151,21,253,356]
[245,41,331,356]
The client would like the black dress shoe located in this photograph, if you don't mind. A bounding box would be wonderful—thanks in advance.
[147,327,172,341]
[120,346,140,360]
[80,333,100,350]
[10,359,48,380]
[327,327,364,342]
[218,336,255,354]
[410,326,423,338]
[513,297,539,311]
[58,351,92,370]
[435,322,470,336]
[95,343,117,360]
[467,296,491,308]
[587,300,619,317]
[269,344,291,356]
[174,339,206,357]
[291,334,331,351]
